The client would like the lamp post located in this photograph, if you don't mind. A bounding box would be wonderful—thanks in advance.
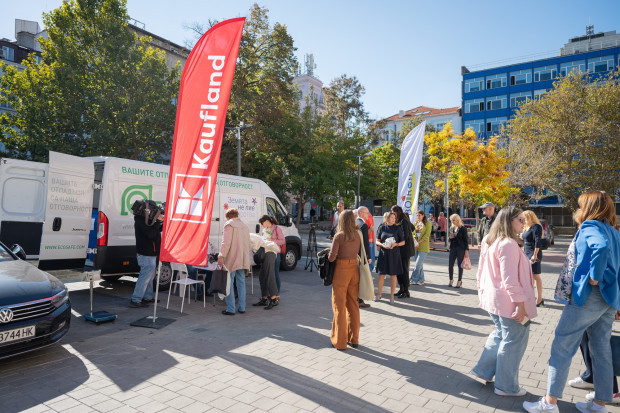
[224,122,253,176]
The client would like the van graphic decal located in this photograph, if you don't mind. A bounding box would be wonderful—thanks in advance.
[120,185,153,215]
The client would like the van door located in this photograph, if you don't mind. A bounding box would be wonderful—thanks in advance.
[0,158,48,258]
[38,152,94,270]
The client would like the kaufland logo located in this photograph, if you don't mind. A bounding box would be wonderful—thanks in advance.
[170,174,211,223]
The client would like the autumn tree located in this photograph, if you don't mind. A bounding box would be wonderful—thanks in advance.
[0,0,179,162]
[425,124,516,212]
[323,74,369,140]
[506,70,620,211]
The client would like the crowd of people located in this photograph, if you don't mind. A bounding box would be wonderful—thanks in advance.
[325,191,619,413]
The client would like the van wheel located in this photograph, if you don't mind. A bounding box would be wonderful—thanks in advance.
[281,245,298,271]
[155,262,172,291]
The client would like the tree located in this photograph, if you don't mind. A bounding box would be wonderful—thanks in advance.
[323,74,369,140]
[0,0,179,162]
[506,70,620,211]
[425,124,516,211]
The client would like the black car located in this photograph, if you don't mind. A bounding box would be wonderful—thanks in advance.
[0,243,71,359]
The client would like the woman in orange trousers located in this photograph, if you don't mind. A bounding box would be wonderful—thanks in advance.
[328,210,361,350]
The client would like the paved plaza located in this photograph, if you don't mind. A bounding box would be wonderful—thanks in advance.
[0,234,618,413]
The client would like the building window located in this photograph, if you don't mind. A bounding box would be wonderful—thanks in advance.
[587,56,614,73]
[464,77,484,93]
[486,74,507,89]
[534,89,550,100]
[510,91,531,107]
[510,69,532,85]
[464,119,484,134]
[560,60,585,76]
[435,122,445,131]
[486,95,507,111]
[465,98,485,113]
[0,91,12,109]
[1,46,15,62]
[486,117,507,133]
[534,65,557,82]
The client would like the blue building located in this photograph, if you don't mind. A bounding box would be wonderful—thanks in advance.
[461,29,620,139]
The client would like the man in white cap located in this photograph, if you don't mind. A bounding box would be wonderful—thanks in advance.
[477,202,496,244]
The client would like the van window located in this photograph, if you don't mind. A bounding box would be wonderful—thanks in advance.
[2,178,45,214]
[266,197,286,225]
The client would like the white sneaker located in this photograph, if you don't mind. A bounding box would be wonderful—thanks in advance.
[576,400,608,413]
[569,377,595,389]
[494,386,527,397]
[523,397,560,413]
[418,281,425,285]
[586,392,620,404]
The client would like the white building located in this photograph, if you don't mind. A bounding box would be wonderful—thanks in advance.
[292,54,324,112]
[379,105,462,145]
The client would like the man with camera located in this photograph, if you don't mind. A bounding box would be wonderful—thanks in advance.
[130,200,164,308]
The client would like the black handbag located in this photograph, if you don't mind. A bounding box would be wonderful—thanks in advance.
[209,267,228,295]
[253,247,266,264]
[539,238,549,250]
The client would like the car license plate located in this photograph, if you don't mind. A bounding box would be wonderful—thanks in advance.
[0,326,35,344]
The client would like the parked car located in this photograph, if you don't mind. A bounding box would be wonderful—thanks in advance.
[540,219,555,245]
[462,218,477,229]
[0,243,71,360]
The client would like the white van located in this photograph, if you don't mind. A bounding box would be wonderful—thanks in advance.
[0,158,48,258]
[0,154,301,286]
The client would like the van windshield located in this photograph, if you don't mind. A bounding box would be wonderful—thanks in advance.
[266,197,286,225]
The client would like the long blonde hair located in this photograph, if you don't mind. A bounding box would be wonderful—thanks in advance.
[337,210,357,241]
[522,210,543,237]
[485,206,523,246]
[449,214,463,229]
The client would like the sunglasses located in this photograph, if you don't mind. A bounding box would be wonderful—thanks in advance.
[515,217,526,224]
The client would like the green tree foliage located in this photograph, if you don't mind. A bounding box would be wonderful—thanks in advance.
[507,70,620,211]
[0,0,179,162]
[323,74,369,140]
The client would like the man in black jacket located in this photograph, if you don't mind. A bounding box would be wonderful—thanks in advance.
[477,202,496,244]
[355,207,371,308]
[130,204,163,307]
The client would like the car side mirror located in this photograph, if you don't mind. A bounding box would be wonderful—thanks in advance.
[10,244,27,260]
[287,215,293,227]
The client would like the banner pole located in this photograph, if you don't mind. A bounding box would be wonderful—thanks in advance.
[152,261,162,323]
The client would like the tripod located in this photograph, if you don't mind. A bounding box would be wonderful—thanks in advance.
[304,224,318,271]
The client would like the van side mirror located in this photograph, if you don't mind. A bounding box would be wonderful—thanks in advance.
[11,244,27,260]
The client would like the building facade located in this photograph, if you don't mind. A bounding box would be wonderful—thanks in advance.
[379,106,462,146]
[462,29,620,139]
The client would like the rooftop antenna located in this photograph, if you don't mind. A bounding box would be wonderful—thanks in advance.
[304,53,317,76]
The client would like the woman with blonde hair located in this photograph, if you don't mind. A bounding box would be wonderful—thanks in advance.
[522,210,545,307]
[448,214,469,288]
[328,210,361,350]
[524,191,620,413]
[472,207,536,397]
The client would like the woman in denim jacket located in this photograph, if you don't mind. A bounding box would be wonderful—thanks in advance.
[524,191,620,413]
[472,206,537,397]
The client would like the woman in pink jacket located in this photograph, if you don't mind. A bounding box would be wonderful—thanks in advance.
[471,206,537,397]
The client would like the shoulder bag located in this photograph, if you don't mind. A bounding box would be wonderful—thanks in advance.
[357,231,375,301]
[554,235,577,304]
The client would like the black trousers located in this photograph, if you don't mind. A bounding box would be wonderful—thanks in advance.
[580,331,619,393]
[398,249,411,291]
[448,248,465,281]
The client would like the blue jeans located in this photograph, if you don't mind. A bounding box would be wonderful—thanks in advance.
[473,313,530,394]
[547,286,616,402]
[410,252,428,283]
[274,253,281,293]
[132,254,156,303]
[224,269,246,313]
[369,244,376,271]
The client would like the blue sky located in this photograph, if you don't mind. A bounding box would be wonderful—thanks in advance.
[2,0,619,120]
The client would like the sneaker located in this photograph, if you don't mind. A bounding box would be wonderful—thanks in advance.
[523,397,560,413]
[576,400,608,413]
[494,387,526,397]
[569,377,595,389]
[586,392,620,404]
[418,281,425,285]
[470,370,493,383]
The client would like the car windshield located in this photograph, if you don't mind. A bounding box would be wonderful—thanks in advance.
[0,244,16,262]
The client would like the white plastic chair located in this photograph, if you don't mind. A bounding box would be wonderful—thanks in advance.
[166,262,205,313]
